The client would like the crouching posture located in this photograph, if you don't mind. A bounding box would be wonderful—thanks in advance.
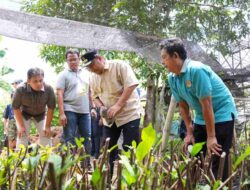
[12,68,56,149]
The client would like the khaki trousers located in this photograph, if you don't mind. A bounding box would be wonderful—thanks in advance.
[16,116,51,150]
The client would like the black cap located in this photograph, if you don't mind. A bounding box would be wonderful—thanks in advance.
[81,50,97,67]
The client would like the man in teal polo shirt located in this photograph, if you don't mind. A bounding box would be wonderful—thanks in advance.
[160,38,237,181]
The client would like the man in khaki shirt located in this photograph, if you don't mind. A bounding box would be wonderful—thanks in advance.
[81,50,141,176]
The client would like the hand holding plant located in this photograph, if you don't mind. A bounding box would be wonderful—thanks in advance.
[207,136,222,156]
[183,133,195,153]
[107,103,122,118]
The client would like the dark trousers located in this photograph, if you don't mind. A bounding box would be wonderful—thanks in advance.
[91,114,103,158]
[103,119,140,176]
[194,115,234,181]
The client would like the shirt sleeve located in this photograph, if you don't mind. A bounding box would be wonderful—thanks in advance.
[168,75,183,103]
[56,72,66,90]
[119,61,139,88]
[12,88,22,110]
[191,68,212,99]
[47,86,56,109]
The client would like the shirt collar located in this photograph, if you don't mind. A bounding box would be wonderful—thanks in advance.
[171,58,190,77]
[68,68,82,72]
[180,58,190,73]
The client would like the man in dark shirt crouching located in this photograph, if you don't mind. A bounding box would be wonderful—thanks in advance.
[12,68,56,150]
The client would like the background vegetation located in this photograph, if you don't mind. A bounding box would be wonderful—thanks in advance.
[21,0,250,129]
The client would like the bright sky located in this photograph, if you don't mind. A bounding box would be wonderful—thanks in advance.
[0,0,21,11]
[0,37,58,85]
[0,0,58,87]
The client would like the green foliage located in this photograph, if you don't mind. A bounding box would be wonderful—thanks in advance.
[173,2,249,55]
[0,65,13,76]
[63,178,75,190]
[75,137,84,149]
[22,0,249,56]
[21,0,249,91]
[120,155,136,185]
[233,146,250,169]
[0,48,14,93]
[29,123,38,135]
[0,79,12,93]
[136,123,156,161]
[40,45,67,73]
[212,180,221,190]
[22,155,40,172]
[190,142,206,157]
[0,124,249,189]
[0,50,6,58]
[0,92,11,141]
[51,106,60,126]
[91,168,101,185]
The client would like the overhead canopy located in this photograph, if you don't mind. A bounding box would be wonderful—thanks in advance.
[0,8,226,72]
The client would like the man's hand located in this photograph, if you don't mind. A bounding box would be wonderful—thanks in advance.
[60,114,67,127]
[44,126,51,137]
[107,104,122,118]
[18,126,26,138]
[183,133,195,153]
[91,108,97,118]
[207,136,222,156]
[98,118,103,126]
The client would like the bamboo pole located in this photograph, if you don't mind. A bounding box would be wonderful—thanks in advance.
[117,161,122,190]
[161,95,177,152]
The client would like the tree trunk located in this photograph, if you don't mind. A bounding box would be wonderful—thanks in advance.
[143,75,156,127]
[154,80,167,132]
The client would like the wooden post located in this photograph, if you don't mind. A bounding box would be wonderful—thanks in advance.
[217,152,226,181]
[161,95,177,152]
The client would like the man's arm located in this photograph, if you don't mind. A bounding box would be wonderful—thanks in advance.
[44,108,54,136]
[89,88,95,108]
[57,89,67,126]
[200,96,222,156]
[179,101,195,151]
[107,84,138,118]
[14,109,26,138]
[89,87,98,117]
[94,97,104,108]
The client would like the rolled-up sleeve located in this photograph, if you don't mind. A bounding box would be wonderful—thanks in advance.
[12,88,22,110]
[90,75,100,99]
[56,72,65,90]
[119,61,138,88]
[192,69,212,99]
[47,86,56,109]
